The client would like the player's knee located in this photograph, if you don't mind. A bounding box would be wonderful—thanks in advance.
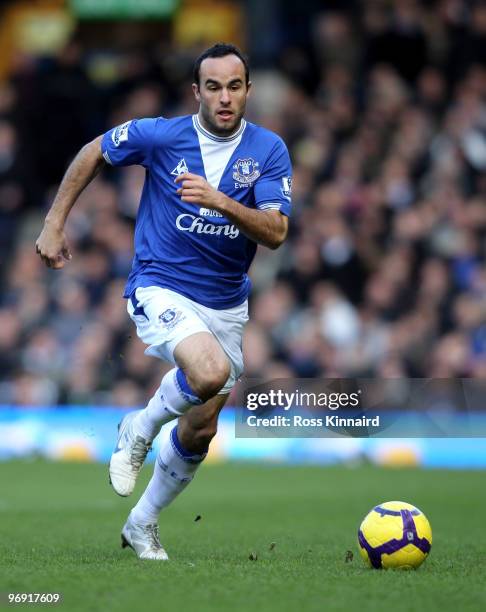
[188,356,230,399]
[204,358,231,395]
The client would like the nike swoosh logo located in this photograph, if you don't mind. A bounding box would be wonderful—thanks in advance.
[114,423,129,453]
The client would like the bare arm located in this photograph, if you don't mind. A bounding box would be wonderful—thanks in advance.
[175,172,289,249]
[35,135,105,268]
[211,193,288,249]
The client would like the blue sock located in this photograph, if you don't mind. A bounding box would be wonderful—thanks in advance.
[170,424,208,463]
[130,423,207,525]
[175,368,203,406]
[135,367,203,440]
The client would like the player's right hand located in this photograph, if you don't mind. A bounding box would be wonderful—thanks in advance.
[35,222,72,269]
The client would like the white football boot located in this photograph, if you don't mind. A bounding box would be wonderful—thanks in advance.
[121,514,169,561]
[109,410,152,497]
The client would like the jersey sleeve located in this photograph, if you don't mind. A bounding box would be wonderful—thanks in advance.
[254,138,292,216]
[101,118,160,168]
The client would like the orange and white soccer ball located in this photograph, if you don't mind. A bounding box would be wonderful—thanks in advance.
[358,501,432,569]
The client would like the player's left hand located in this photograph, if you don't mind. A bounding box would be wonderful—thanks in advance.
[175,173,224,210]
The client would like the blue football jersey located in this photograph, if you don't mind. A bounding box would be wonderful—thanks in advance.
[101,114,292,309]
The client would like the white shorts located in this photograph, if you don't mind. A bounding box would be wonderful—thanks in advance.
[127,286,249,394]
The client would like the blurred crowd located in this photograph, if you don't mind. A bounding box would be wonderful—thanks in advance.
[0,0,485,406]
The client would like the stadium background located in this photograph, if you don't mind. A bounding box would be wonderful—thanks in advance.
[0,0,485,468]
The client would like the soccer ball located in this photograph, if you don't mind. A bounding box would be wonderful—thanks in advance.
[358,501,432,569]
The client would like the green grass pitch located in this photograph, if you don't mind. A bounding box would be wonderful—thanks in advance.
[1,460,485,612]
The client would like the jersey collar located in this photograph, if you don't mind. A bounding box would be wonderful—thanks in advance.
[193,114,246,143]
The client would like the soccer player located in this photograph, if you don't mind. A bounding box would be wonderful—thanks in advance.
[35,43,292,560]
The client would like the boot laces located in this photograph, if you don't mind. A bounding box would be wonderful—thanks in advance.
[129,436,151,470]
[143,524,162,550]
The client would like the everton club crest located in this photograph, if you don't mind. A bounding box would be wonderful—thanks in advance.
[232,158,260,185]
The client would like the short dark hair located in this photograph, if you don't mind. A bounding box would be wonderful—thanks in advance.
[193,43,250,86]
